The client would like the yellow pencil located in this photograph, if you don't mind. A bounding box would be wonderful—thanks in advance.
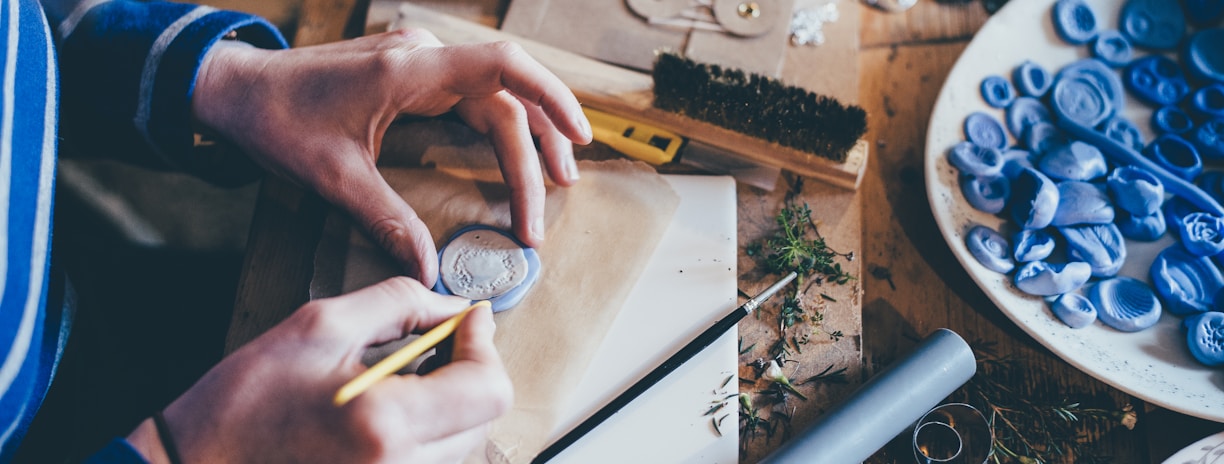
[333,300,491,406]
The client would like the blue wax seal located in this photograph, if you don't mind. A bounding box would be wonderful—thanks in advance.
[1022,122,1066,155]
[1052,0,1098,45]
[1151,106,1193,135]
[947,141,1004,177]
[1124,55,1191,107]
[1163,196,1200,236]
[1038,140,1107,181]
[1184,28,1224,83]
[1107,165,1164,216]
[1051,76,1114,130]
[965,224,1015,274]
[1060,223,1127,278]
[1091,30,1133,67]
[434,224,541,313]
[1006,97,1052,139]
[1143,134,1202,181]
[1013,61,1052,97]
[1099,115,1145,152]
[964,112,1008,149]
[1117,208,1167,241]
[1013,228,1056,262]
[1198,170,1224,203]
[1184,312,1224,366]
[1051,293,1098,329]
[1057,59,1125,111]
[980,75,1016,108]
[1089,277,1162,332]
[1120,0,1186,50]
[1190,84,1224,121]
[1014,261,1092,296]
[1001,148,1037,179]
[1010,167,1060,230]
[960,174,1009,214]
[1179,212,1224,257]
[1183,0,1224,26]
[1151,244,1224,316]
[1052,181,1114,226]
[1188,118,1224,161]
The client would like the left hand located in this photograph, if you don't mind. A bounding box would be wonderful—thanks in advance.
[191,29,592,287]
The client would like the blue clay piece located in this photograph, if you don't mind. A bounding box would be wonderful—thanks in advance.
[1190,85,1224,120]
[1051,293,1098,329]
[966,225,1015,274]
[1183,0,1224,27]
[1001,149,1036,179]
[1022,122,1067,155]
[1119,0,1186,50]
[1013,229,1056,262]
[1006,97,1053,139]
[433,224,540,313]
[947,141,1004,177]
[964,112,1008,149]
[1150,244,1224,315]
[1088,276,1162,332]
[1163,197,1199,235]
[1117,208,1167,241]
[1143,134,1202,181]
[1038,141,1107,181]
[1057,59,1126,112]
[1151,106,1193,135]
[1184,312,1224,366]
[1051,76,1114,130]
[1188,118,1224,161]
[1099,115,1145,152]
[1052,0,1098,45]
[1013,61,1052,97]
[1179,212,1224,257]
[1124,56,1190,107]
[960,174,1009,214]
[980,75,1016,108]
[1198,171,1224,204]
[1107,165,1164,216]
[1010,167,1060,230]
[1052,181,1114,226]
[1185,28,1224,83]
[1060,223,1127,277]
[1014,261,1092,296]
[1091,30,1133,67]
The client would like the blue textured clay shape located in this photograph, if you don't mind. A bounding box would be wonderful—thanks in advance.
[1006,97,1053,139]
[1038,141,1107,181]
[434,225,541,313]
[1151,106,1193,135]
[1053,181,1114,226]
[1023,122,1067,155]
[1144,134,1202,181]
[1179,212,1224,257]
[1198,171,1224,203]
[1052,75,1114,130]
[1150,244,1224,316]
[1001,149,1036,179]
[1124,56,1190,107]
[1051,293,1098,329]
[1117,208,1167,241]
[1013,61,1052,97]
[1184,312,1224,366]
[947,141,1004,177]
[960,174,1009,214]
[964,112,1008,149]
[1185,28,1224,83]
[1091,30,1133,67]
[1107,165,1164,216]
[1052,0,1098,45]
[1061,223,1127,277]
[1010,167,1060,230]
[1056,59,1125,111]
[1189,118,1224,161]
[966,225,1015,274]
[1120,0,1186,50]
[1099,115,1145,152]
[1163,197,1199,235]
[1014,261,1092,296]
[1089,276,1162,332]
[1013,229,1056,262]
[1190,85,1224,120]
[1183,0,1224,27]
[980,75,1016,108]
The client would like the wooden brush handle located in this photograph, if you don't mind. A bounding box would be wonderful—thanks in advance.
[391,3,867,190]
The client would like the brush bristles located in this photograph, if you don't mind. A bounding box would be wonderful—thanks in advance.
[652,52,867,163]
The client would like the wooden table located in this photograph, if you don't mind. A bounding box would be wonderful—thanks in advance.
[223,0,1224,462]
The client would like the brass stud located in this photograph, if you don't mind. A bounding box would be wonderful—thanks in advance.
[737,2,761,19]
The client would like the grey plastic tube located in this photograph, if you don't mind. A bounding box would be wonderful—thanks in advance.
[760,328,977,464]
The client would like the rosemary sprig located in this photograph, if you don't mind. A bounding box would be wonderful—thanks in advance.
[755,202,856,286]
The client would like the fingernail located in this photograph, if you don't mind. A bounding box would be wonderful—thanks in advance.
[576,113,592,142]
[531,218,545,242]
[565,158,581,181]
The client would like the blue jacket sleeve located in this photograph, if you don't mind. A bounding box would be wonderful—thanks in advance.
[83,438,148,464]
[57,0,288,186]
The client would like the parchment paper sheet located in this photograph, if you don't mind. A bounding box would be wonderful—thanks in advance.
[311,154,679,463]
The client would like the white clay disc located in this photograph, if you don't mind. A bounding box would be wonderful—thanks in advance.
[439,229,529,300]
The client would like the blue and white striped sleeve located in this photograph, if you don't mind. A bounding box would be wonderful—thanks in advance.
[56,0,287,186]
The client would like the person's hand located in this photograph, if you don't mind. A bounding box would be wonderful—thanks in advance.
[191,30,593,286]
[126,277,512,463]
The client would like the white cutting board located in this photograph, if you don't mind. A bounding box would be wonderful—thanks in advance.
[547,175,739,464]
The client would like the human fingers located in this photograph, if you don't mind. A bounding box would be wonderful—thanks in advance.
[307,277,469,347]
[520,95,580,186]
[455,93,546,246]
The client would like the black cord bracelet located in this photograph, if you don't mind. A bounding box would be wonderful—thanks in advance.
[152,410,185,464]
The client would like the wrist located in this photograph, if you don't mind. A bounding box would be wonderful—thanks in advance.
[191,39,263,136]
[126,418,174,464]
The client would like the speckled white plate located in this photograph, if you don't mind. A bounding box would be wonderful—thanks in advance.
[1164,430,1224,463]
[925,0,1224,421]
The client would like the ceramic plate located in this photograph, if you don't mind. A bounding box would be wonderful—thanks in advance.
[1163,430,1224,463]
[925,0,1224,420]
